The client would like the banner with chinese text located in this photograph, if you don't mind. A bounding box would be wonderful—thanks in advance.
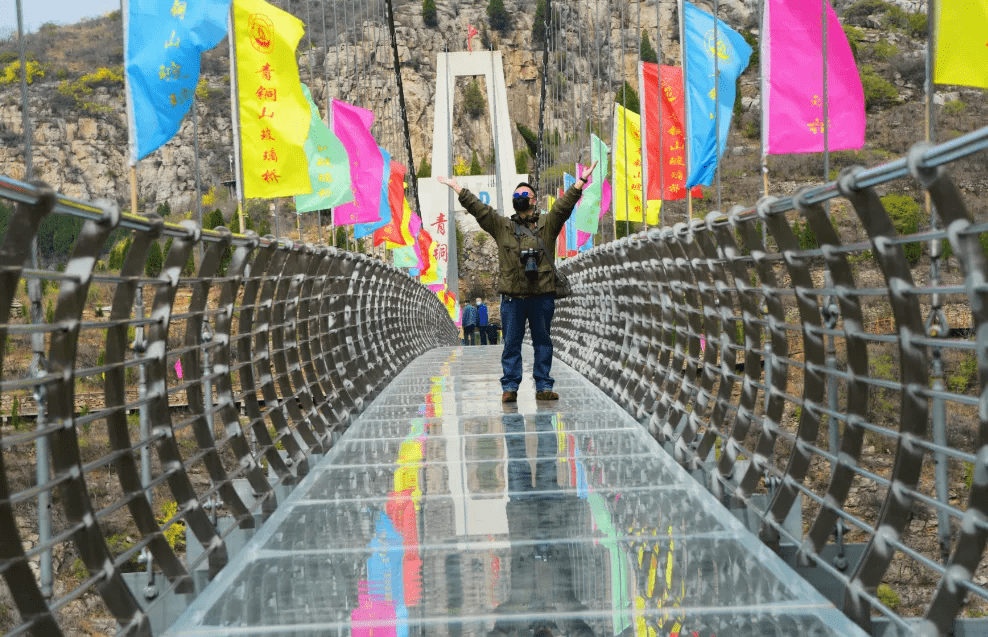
[127,0,231,163]
[235,0,311,198]
[332,99,384,225]
[683,1,752,187]
[613,104,644,223]
[294,84,353,212]
[762,0,865,154]
[640,63,703,202]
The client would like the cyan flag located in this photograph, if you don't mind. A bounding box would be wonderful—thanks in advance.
[126,0,230,162]
[683,1,752,187]
[355,146,391,238]
[295,84,354,213]
[563,172,578,252]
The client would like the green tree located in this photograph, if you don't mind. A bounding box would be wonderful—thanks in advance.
[163,237,196,276]
[464,79,485,119]
[881,193,922,262]
[532,0,550,44]
[640,30,658,64]
[203,208,225,230]
[422,0,438,28]
[487,0,509,32]
[145,240,163,277]
[470,151,483,175]
[418,157,432,178]
[615,81,640,115]
[155,201,171,217]
[515,149,529,174]
[516,122,540,159]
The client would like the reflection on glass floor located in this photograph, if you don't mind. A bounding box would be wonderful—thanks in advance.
[164,346,868,637]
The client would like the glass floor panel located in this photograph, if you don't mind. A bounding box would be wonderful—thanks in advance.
[164,345,868,637]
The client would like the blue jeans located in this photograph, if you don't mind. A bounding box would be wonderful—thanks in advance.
[500,294,555,392]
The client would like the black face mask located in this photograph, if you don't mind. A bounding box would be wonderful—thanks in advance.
[512,195,532,212]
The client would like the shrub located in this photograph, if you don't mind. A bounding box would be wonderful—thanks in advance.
[842,25,864,60]
[57,66,124,115]
[640,30,658,64]
[463,79,485,119]
[949,355,978,393]
[0,59,45,85]
[845,0,889,20]
[860,65,898,110]
[515,149,528,174]
[145,240,163,277]
[470,151,483,175]
[877,584,901,610]
[422,0,437,28]
[487,0,509,32]
[881,193,922,262]
[872,40,898,62]
[157,500,186,551]
[417,157,431,178]
[615,81,640,115]
[107,237,131,271]
[11,396,21,430]
[203,208,225,230]
[516,122,540,159]
[453,156,470,177]
[532,0,549,44]
[792,219,819,250]
[156,201,171,217]
[943,100,966,116]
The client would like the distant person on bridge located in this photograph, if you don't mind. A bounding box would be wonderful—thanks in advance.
[462,301,478,345]
[437,161,597,402]
[476,297,490,345]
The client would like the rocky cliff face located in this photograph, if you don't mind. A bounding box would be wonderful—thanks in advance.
[0,0,940,219]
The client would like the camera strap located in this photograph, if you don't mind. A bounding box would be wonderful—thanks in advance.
[512,222,561,276]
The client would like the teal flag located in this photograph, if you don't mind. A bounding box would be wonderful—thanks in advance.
[126,0,230,162]
[294,84,354,213]
[683,1,752,187]
[392,245,418,268]
[574,135,609,234]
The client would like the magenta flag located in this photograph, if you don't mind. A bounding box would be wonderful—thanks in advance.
[174,359,183,380]
[762,0,865,155]
[332,99,384,225]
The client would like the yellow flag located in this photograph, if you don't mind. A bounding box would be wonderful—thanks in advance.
[934,0,988,88]
[613,104,644,223]
[646,199,662,226]
[235,0,312,198]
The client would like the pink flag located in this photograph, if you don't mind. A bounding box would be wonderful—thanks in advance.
[762,0,865,154]
[332,99,384,225]
[174,359,183,380]
[467,24,478,52]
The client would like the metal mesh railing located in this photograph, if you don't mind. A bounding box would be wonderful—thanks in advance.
[0,176,457,637]
[552,126,988,637]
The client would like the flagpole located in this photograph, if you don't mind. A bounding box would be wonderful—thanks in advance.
[656,0,664,228]
[760,0,769,198]
[678,0,693,221]
[714,0,721,212]
[924,0,937,218]
[228,6,247,234]
[822,0,830,215]
[122,0,140,218]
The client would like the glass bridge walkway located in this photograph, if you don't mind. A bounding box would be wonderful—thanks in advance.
[162,345,867,637]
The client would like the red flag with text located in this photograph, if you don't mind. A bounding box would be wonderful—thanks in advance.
[641,63,703,201]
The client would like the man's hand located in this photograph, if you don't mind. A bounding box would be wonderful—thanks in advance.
[578,160,599,184]
[436,176,462,194]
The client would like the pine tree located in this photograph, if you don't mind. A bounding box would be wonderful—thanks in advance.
[145,240,163,277]
[470,151,483,175]
[640,30,658,64]
[487,0,509,32]
[422,0,438,27]
[532,0,549,43]
[418,157,432,178]
[615,81,640,115]
[464,79,485,118]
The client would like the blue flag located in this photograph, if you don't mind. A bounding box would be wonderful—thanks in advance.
[354,146,392,239]
[563,172,577,252]
[683,1,752,187]
[126,0,231,162]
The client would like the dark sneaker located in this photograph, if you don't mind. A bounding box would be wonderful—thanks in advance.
[535,390,559,401]
[501,390,518,403]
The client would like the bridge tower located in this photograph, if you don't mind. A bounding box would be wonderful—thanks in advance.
[417,51,528,300]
